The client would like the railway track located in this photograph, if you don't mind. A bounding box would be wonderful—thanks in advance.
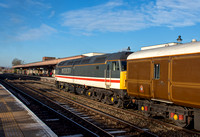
[0,80,102,137]
[1,74,200,136]
[0,78,157,136]
[23,80,200,136]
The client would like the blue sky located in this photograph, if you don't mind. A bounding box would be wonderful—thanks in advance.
[1,0,200,67]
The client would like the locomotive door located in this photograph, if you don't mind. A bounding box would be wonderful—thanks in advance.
[152,59,169,100]
[105,61,111,88]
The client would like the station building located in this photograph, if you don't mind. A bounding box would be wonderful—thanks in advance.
[12,53,104,77]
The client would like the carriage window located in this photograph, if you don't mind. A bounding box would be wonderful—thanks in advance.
[154,64,160,79]
[112,61,119,71]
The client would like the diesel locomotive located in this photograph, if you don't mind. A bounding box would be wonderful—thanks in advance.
[55,41,200,130]
[55,52,132,107]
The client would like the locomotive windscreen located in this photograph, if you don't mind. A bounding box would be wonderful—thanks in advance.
[121,61,127,71]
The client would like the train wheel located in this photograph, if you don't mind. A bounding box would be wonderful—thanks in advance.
[86,91,91,97]
[64,84,69,92]
[95,92,102,102]
[174,116,192,128]
[80,89,85,95]
[113,98,123,108]
[80,88,85,95]
[101,95,113,105]
[106,95,113,105]
[101,94,107,104]
[174,120,187,127]
[76,87,83,94]
[110,94,123,108]
[86,90,93,98]
[56,82,59,89]
[60,85,64,90]
[90,91,96,100]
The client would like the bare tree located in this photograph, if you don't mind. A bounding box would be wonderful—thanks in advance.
[12,58,24,66]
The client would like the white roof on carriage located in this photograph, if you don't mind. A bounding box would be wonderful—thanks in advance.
[127,41,200,60]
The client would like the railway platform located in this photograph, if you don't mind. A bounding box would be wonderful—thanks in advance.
[0,84,57,137]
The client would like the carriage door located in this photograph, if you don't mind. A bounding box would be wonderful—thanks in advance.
[153,59,169,100]
[105,61,111,88]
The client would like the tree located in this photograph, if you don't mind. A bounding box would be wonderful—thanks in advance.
[12,58,24,66]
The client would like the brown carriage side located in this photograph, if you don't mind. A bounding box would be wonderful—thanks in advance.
[127,53,200,109]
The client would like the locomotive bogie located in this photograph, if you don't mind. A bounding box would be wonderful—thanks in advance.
[132,98,193,127]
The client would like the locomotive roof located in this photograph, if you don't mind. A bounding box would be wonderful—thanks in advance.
[127,41,200,60]
[58,51,132,66]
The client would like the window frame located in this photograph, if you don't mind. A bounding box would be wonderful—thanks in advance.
[120,61,127,71]
[154,64,160,80]
[112,61,119,71]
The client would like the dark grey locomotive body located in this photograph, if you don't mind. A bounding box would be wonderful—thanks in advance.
[55,52,132,107]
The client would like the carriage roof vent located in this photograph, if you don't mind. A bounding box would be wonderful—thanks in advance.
[141,42,179,50]
[82,52,105,57]
[191,39,197,42]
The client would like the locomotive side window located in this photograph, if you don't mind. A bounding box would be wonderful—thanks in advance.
[112,61,119,71]
[154,64,160,79]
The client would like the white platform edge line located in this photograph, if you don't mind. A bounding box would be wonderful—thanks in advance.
[0,84,58,137]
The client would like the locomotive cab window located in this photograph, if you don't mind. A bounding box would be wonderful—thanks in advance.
[154,64,160,79]
[121,61,127,71]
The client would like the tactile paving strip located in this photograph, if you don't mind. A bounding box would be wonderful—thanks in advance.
[0,87,24,137]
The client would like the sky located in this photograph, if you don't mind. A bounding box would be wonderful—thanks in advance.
[1,0,200,67]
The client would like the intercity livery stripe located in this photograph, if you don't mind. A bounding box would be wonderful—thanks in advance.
[55,75,120,83]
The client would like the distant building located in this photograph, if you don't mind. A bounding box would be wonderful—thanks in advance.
[0,67,5,72]
[42,57,56,61]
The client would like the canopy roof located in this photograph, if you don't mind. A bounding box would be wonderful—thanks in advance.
[12,55,85,69]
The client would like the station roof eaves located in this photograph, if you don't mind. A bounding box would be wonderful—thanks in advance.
[12,55,85,69]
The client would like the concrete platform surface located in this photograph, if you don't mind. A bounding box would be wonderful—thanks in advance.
[0,84,57,137]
